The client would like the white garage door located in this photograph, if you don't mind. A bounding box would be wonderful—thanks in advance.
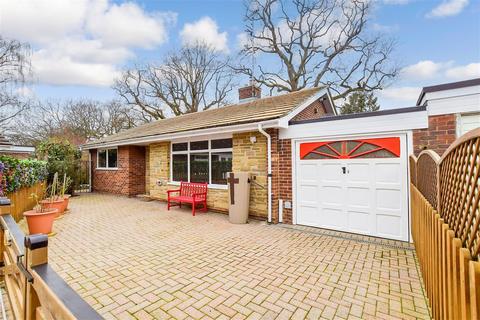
[295,135,409,241]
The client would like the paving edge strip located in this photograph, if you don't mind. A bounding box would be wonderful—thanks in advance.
[275,224,415,251]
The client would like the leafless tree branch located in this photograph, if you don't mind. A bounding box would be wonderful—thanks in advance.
[6,100,141,145]
[113,44,236,120]
[0,36,32,126]
[236,0,398,99]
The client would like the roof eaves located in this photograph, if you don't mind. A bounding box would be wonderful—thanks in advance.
[416,78,480,106]
[82,118,282,149]
[289,105,427,125]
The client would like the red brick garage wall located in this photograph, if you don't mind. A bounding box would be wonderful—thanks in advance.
[413,114,456,156]
[269,129,293,224]
[91,146,146,196]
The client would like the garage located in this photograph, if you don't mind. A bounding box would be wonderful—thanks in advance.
[295,135,409,241]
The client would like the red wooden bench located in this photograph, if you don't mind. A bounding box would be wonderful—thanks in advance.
[167,182,208,216]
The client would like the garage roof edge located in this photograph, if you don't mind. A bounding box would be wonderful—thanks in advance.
[289,106,426,125]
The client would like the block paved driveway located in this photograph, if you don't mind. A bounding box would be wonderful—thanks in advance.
[47,194,430,320]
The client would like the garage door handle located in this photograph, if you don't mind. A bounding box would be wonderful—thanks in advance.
[342,167,346,174]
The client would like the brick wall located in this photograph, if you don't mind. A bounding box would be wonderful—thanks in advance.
[91,145,146,196]
[290,99,328,122]
[145,146,150,194]
[233,132,268,218]
[0,152,32,159]
[413,114,456,156]
[269,129,293,224]
[238,85,261,100]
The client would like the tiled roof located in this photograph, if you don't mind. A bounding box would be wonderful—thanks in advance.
[0,135,12,146]
[84,87,324,147]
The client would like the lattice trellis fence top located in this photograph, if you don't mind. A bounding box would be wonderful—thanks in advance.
[417,150,441,211]
[409,155,417,187]
[410,128,480,260]
[439,128,480,260]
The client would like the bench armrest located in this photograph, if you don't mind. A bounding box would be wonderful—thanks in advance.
[167,189,181,194]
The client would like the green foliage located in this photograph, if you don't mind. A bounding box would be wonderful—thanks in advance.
[30,192,46,213]
[60,173,72,198]
[0,156,48,195]
[340,92,380,115]
[35,138,80,192]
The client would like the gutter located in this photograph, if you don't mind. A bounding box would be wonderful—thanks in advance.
[257,124,272,223]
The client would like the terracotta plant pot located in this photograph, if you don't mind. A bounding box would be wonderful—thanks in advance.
[62,194,71,212]
[24,208,58,235]
[40,199,65,218]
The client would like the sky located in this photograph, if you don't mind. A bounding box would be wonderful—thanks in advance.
[0,0,479,109]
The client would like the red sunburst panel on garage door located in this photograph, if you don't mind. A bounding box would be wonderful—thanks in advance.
[300,137,400,160]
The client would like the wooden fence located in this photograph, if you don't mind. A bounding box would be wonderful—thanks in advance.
[410,127,480,320]
[6,182,45,222]
[0,200,102,320]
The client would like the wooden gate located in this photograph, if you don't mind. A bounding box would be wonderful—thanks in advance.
[0,200,102,319]
[410,128,480,319]
[74,160,91,194]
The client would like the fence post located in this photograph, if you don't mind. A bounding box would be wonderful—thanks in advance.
[470,261,480,319]
[0,197,11,268]
[24,234,48,320]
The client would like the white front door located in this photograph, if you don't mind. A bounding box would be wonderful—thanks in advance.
[295,135,409,241]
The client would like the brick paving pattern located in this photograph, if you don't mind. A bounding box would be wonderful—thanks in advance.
[47,194,431,319]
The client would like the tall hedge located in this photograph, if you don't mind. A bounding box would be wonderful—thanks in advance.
[35,138,81,192]
[0,156,48,195]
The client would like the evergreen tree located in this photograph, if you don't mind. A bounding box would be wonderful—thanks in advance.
[340,92,380,114]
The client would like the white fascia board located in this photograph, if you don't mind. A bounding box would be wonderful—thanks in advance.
[427,92,480,116]
[0,145,35,153]
[278,88,329,127]
[82,119,280,150]
[279,109,428,140]
[420,85,480,105]
[326,88,338,115]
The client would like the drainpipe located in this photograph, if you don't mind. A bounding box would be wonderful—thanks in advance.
[258,124,272,223]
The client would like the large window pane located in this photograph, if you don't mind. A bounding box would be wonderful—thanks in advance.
[172,142,188,152]
[172,154,188,181]
[211,152,232,184]
[107,149,117,168]
[211,138,232,149]
[98,150,107,168]
[190,140,208,150]
[190,153,209,183]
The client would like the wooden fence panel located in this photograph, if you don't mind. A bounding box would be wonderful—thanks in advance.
[0,202,102,320]
[417,150,440,211]
[6,182,45,221]
[410,127,480,320]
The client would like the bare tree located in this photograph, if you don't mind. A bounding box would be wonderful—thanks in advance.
[238,0,398,100]
[0,37,31,125]
[114,44,236,120]
[7,100,140,145]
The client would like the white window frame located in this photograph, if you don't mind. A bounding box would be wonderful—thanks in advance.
[96,147,118,170]
[170,138,232,189]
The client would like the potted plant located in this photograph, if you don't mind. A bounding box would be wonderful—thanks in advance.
[59,173,72,212]
[40,173,65,218]
[24,193,58,235]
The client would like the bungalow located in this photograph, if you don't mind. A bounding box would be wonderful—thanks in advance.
[83,78,480,242]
